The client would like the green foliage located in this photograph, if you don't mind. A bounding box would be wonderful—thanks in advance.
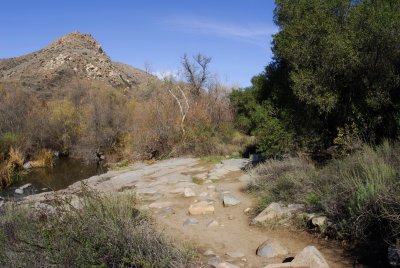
[0,188,195,267]
[234,0,400,154]
[0,132,19,156]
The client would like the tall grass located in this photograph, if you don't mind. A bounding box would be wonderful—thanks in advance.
[0,147,24,189]
[0,187,195,267]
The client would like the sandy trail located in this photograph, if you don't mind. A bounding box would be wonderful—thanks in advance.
[24,158,353,267]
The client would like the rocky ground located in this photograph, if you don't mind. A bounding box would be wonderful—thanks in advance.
[19,157,352,268]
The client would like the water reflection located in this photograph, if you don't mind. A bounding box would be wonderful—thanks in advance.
[1,158,107,198]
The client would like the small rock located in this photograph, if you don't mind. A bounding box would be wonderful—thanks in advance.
[14,183,32,195]
[311,216,327,229]
[188,201,215,215]
[207,185,216,189]
[228,215,234,220]
[184,187,196,197]
[183,218,199,226]
[226,251,245,258]
[244,207,251,213]
[256,238,288,258]
[291,246,329,268]
[23,162,33,169]
[223,194,241,206]
[15,188,24,195]
[208,256,222,267]
[203,249,216,256]
[199,192,209,197]
[207,219,219,228]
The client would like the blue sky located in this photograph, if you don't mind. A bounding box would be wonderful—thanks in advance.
[0,1,277,87]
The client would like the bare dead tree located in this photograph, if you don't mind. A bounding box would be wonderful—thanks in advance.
[165,81,190,138]
[181,53,211,96]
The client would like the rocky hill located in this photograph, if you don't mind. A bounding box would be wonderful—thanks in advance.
[0,32,155,92]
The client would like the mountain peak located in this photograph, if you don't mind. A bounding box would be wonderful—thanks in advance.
[48,31,104,54]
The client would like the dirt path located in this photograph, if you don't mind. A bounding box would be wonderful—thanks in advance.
[24,158,353,267]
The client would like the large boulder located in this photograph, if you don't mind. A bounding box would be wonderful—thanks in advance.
[291,246,329,268]
[256,238,289,258]
[188,201,215,215]
[252,202,304,224]
[264,246,329,268]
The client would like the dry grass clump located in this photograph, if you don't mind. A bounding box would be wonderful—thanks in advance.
[0,147,24,189]
[0,187,196,267]
[30,149,54,168]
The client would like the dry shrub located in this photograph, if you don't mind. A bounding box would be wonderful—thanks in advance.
[246,157,315,212]
[0,187,195,267]
[31,149,54,167]
[0,147,24,188]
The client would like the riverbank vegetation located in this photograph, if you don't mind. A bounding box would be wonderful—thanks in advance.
[0,188,195,267]
[0,54,250,189]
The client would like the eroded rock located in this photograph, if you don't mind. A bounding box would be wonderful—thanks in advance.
[223,194,241,206]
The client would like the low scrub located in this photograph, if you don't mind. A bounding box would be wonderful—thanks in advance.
[0,188,195,267]
[247,141,400,251]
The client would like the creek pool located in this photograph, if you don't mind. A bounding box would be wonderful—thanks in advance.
[0,158,107,199]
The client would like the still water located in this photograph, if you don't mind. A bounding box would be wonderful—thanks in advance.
[1,158,107,198]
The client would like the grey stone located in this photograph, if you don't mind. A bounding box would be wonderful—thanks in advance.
[208,256,222,267]
[256,238,288,258]
[207,219,219,228]
[183,218,199,226]
[223,194,241,206]
[23,162,33,169]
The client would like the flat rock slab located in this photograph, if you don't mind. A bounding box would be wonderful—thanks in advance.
[188,201,215,215]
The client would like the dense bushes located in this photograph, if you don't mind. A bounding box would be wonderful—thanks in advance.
[0,72,240,187]
[0,188,195,267]
[247,141,400,251]
[232,0,400,156]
